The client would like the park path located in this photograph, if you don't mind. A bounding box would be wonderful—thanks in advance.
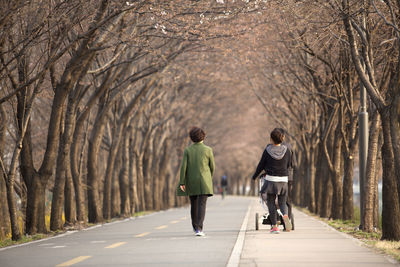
[0,196,398,267]
[240,198,399,267]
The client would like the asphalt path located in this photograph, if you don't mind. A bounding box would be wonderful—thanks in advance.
[0,196,252,267]
[241,198,400,267]
[1,196,399,267]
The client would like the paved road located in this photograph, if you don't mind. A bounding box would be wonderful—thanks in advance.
[0,196,251,267]
[241,198,400,267]
[0,196,399,267]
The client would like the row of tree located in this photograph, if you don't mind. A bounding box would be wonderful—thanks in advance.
[0,0,270,240]
[245,0,400,241]
[1,0,399,243]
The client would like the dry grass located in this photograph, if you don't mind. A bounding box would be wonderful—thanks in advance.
[367,240,400,262]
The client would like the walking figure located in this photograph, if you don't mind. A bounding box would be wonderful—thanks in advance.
[220,175,228,199]
[252,128,292,234]
[177,127,215,237]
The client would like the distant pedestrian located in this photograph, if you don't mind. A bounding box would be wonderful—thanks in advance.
[178,127,215,237]
[252,128,292,234]
[220,175,228,199]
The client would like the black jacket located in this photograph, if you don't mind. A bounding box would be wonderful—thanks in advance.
[283,142,296,181]
[252,144,291,179]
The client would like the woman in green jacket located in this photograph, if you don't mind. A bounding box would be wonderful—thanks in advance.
[179,127,215,237]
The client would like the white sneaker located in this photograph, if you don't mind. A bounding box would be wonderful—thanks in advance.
[195,231,205,237]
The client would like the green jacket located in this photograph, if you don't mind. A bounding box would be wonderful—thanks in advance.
[178,142,215,196]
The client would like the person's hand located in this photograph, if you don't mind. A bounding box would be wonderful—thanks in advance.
[180,185,185,192]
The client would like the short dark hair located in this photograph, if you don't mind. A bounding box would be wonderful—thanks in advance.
[271,128,285,144]
[189,127,206,143]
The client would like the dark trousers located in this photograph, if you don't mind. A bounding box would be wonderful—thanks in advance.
[190,195,208,231]
[266,193,287,226]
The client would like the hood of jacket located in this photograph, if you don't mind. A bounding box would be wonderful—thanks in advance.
[266,144,287,160]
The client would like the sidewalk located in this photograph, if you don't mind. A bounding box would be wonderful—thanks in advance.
[239,198,400,267]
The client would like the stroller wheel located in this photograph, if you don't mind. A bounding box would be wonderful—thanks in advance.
[255,213,259,230]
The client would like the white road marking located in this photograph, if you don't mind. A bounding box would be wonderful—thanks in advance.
[38,243,55,247]
[226,204,251,267]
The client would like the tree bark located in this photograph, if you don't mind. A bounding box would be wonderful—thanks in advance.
[0,106,10,239]
[119,131,131,217]
[342,119,358,221]
[50,102,69,231]
[380,111,400,240]
[307,146,316,212]
[362,111,381,232]
[331,126,343,220]
[143,128,156,211]
[390,91,400,201]
[158,138,171,210]
[342,153,355,221]
[129,134,138,214]
[87,106,107,223]
[111,145,121,218]
[320,132,334,218]
[64,164,76,225]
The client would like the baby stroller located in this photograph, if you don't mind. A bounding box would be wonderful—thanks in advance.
[255,177,294,231]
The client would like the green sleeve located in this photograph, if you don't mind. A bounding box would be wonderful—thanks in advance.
[209,148,215,177]
[179,149,188,185]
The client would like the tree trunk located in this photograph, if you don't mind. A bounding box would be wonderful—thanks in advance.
[129,135,138,214]
[103,126,120,220]
[331,128,343,220]
[342,154,354,221]
[390,92,400,201]
[362,111,381,231]
[143,142,154,211]
[302,146,310,208]
[135,151,145,212]
[307,146,316,212]
[19,121,47,235]
[342,118,358,221]
[119,132,131,217]
[64,165,76,225]
[0,173,9,239]
[0,106,10,239]
[87,108,108,223]
[292,147,303,207]
[111,142,122,218]
[50,103,69,231]
[157,138,171,210]
[152,130,166,211]
[70,116,88,223]
[314,145,323,215]
[25,176,47,234]
[6,174,21,240]
[380,111,400,240]
[320,132,334,218]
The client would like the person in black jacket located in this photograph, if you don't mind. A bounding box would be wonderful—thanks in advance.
[252,128,292,233]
